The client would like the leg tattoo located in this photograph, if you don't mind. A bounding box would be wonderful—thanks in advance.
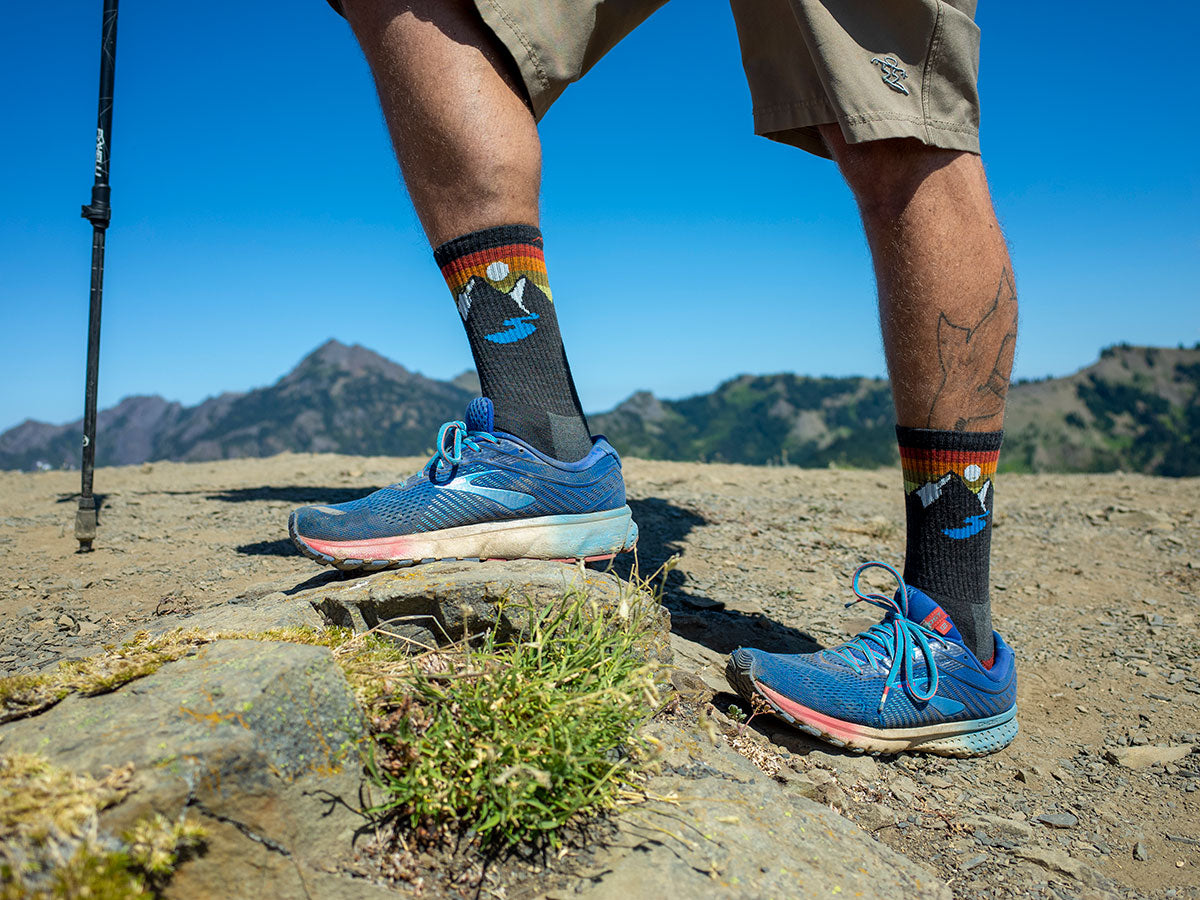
[926,267,1018,431]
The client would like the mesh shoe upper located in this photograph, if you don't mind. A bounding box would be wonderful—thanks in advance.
[293,402,626,542]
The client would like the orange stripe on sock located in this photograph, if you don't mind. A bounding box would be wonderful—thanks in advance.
[438,245,545,276]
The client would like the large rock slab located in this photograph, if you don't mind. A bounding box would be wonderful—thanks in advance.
[298,560,673,665]
[146,576,330,636]
[578,719,951,899]
[0,639,390,899]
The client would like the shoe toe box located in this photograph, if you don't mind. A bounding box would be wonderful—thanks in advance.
[733,647,881,723]
[291,497,379,542]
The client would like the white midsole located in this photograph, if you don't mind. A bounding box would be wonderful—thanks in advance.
[301,506,638,562]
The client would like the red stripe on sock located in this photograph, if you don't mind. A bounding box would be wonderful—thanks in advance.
[898,447,1001,465]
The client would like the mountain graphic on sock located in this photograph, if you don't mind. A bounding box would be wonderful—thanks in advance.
[913,475,991,540]
[457,276,553,346]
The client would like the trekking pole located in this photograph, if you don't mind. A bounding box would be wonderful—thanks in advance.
[76,0,119,552]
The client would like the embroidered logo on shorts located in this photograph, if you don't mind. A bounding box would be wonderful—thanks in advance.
[870,55,910,95]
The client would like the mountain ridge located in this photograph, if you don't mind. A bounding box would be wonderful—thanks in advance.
[3,341,1196,475]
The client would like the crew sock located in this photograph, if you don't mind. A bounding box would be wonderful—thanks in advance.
[434,225,593,462]
[897,426,1003,663]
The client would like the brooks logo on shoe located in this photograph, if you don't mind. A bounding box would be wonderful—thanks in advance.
[442,472,535,510]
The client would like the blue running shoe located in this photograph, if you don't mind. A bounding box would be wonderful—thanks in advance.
[289,398,637,571]
[726,562,1017,757]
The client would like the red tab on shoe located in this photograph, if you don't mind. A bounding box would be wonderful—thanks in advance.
[921,607,954,636]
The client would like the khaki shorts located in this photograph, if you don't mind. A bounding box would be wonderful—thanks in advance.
[330,0,983,159]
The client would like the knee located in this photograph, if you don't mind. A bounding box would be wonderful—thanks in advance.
[819,124,977,221]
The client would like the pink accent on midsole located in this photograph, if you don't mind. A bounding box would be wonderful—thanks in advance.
[757,682,865,743]
[303,535,418,559]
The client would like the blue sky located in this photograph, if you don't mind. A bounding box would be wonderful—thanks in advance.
[2,1,1198,433]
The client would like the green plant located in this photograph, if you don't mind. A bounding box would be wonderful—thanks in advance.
[0,631,217,723]
[367,592,661,847]
[0,752,206,899]
[122,814,207,889]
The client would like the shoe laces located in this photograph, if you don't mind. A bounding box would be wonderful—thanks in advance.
[427,420,499,474]
[827,561,939,713]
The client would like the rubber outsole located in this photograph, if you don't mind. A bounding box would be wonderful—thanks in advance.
[725,658,1018,758]
[289,507,639,572]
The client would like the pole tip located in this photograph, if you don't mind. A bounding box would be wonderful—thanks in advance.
[75,507,97,547]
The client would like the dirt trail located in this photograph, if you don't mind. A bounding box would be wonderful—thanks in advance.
[1,454,1197,898]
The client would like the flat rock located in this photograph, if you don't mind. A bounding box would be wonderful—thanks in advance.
[1011,846,1105,888]
[807,749,881,782]
[157,591,327,636]
[0,639,387,899]
[1036,811,1079,829]
[298,560,672,665]
[578,720,951,899]
[1104,744,1193,769]
[668,631,727,693]
[960,813,1034,842]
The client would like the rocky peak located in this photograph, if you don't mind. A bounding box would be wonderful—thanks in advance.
[284,339,412,383]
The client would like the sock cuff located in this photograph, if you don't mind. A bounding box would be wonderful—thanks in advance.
[434,224,549,302]
[433,224,543,266]
[897,426,1002,489]
[895,426,1003,453]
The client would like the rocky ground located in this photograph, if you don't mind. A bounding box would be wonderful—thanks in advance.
[1,454,1197,898]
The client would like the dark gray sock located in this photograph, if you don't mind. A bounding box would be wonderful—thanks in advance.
[434,225,592,461]
[897,426,1003,663]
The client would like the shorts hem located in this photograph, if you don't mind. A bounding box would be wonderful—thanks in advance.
[473,0,556,119]
[755,102,980,157]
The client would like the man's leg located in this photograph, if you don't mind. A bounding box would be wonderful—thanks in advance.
[726,134,1019,756]
[341,0,537,245]
[725,0,1017,756]
[290,0,637,571]
[342,0,592,461]
[822,127,1016,665]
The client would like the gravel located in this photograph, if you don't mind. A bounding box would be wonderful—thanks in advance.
[1,455,1197,899]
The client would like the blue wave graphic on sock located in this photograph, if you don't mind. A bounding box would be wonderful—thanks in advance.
[484,313,539,344]
[942,511,989,540]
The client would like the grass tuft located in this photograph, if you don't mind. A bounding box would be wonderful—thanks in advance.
[0,631,216,723]
[122,814,208,886]
[0,752,206,899]
[0,752,132,846]
[0,626,401,724]
[366,590,661,847]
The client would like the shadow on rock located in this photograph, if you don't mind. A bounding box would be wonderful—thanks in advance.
[609,496,820,657]
[282,570,352,595]
[226,492,819,658]
[204,485,380,505]
[235,538,301,557]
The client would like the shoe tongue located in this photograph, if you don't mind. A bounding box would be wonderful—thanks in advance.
[899,586,964,642]
[465,397,494,433]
